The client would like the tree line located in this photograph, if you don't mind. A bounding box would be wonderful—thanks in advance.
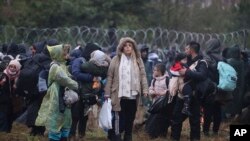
[0,0,250,33]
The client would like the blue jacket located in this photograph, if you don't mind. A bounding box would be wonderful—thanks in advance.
[70,57,93,82]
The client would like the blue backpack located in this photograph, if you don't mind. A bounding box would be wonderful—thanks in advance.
[217,61,237,91]
[37,61,58,93]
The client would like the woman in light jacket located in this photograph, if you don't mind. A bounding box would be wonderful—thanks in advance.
[105,37,148,141]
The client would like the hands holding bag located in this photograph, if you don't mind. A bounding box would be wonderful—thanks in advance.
[64,87,79,105]
[99,98,112,130]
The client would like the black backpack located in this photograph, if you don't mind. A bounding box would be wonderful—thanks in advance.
[16,58,44,94]
[148,77,170,114]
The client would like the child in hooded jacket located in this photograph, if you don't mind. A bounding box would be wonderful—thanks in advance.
[149,63,168,102]
[146,63,171,139]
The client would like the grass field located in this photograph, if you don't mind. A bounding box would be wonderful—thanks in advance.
[0,119,231,141]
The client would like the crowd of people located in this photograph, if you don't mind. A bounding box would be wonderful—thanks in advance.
[0,37,249,141]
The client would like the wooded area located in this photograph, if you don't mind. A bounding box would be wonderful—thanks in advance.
[0,0,250,33]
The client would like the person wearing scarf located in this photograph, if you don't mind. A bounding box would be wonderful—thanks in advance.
[105,37,148,141]
[0,59,21,132]
[3,59,21,86]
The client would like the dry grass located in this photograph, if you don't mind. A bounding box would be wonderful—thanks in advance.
[0,119,231,141]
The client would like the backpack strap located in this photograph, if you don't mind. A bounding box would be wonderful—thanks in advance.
[165,76,169,88]
[152,76,169,88]
[199,59,208,68]
[189,59,208,71]
[47,61,60,88]
[152,78,156,87]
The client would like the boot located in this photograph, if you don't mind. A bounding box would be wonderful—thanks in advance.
[30,127,36,136]
[182,96,192,116]
[79,133,85,139]
[60,137,68,141]
[203,131,209,137]
[111,134,122,141]
[36,126,45,136]
[69,135,76,141]
[123,134,132,141]
[49,139,59,141]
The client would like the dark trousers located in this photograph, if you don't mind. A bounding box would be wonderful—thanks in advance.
[0,112,12,132]
[70,115,88,136]
[70,101,88,137]
[203,101,221,133]
[108,99,137,140]
[30,126,46,136]
[27,94,46,136]
[171,96,201,140]
[183,83,192,98]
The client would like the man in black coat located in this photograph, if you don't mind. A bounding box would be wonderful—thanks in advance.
[171,41,208,141]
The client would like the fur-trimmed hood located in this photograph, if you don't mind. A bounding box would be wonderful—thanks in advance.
[116,37,140,58]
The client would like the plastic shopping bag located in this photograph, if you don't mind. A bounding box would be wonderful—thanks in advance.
[99,98,112,130]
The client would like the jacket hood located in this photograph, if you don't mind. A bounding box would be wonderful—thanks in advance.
[203,39,223,65]
[7,43,19,58]
[139,44,149,53]
[47,44,70,62]
[205,39,221,54]
[18,44,27,54]
[33,41,46,54]
[82,43,101,61]
[116,37,140,58]
[226,45,241,59]
[46,39,59,46]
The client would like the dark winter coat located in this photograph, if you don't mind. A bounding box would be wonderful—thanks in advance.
[185,55,209,99]
[203,39,223,83]
[32,41,46,54]
[80,62,108,78]
[70,57,95,96]
[7,43,19,58]
[224,46,246,115]
[186,55,208,83]
[0,73,15,114]
[20,50,52,126]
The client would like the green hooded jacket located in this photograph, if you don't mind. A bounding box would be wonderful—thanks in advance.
[35,44,78,133]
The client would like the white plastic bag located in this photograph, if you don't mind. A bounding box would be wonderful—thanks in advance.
[99,98,112,130]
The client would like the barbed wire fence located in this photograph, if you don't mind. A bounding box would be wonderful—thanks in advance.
[0,25,249,51]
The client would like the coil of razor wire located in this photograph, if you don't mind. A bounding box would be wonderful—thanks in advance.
[0,25,249,50]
